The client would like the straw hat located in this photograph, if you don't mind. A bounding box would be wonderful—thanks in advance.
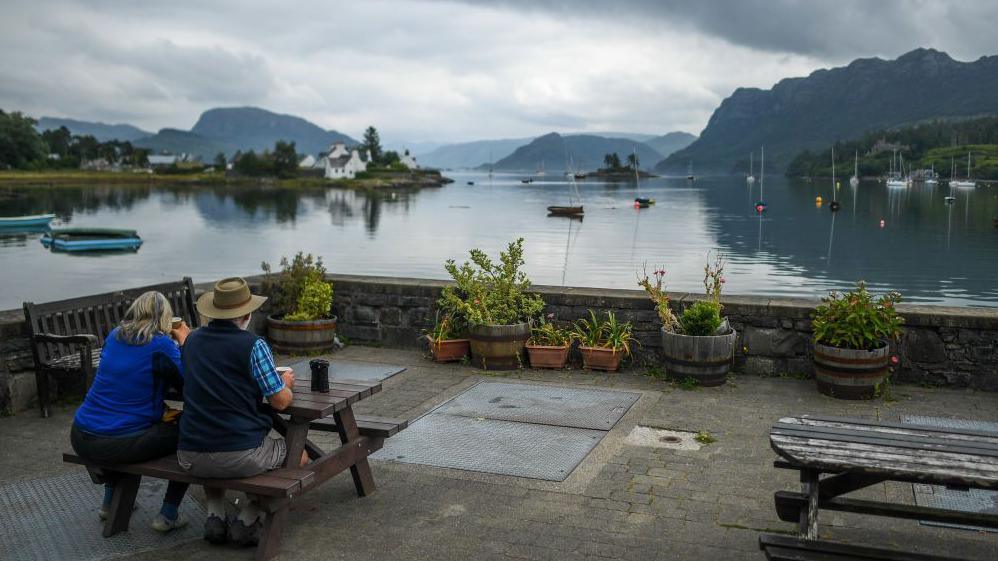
[196,277,267,320]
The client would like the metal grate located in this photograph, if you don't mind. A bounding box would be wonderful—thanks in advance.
[286,359,406,383]
[433,382,640,430]
[902,415,998,533]
[0,471,207,561]
[372,414,605,481]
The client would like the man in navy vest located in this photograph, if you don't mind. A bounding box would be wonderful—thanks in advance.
[177,277,304,546]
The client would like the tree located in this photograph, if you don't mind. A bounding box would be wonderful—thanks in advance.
[362,126,382,163]
[133,148,150,167]
[627,153,639,170]
[234,150,265,176]
[380,150,400,167]
[213,152,227,169]
[272,141,298,178]
[41,126,72,157]
[0,111,47,169]
[603,153,614,169]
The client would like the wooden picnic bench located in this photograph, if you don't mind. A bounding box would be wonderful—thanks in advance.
[758,533,976,561]
[24,278,200,417]
[64,375,407,561]
[765,414,998,561]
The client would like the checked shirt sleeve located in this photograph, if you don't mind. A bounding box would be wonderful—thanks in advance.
[250,339,286,397]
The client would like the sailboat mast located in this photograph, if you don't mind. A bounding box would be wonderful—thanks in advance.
[760,146,765,199]
[967,152,971,179]
[750,152,753,176]
[831,146,835,186]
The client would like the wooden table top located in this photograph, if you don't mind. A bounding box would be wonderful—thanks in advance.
[770,415,998,489]
[282,378,382,420]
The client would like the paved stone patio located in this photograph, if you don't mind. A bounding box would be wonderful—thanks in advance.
[2,346,996,561]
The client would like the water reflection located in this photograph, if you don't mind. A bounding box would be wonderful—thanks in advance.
[0,173,996,309]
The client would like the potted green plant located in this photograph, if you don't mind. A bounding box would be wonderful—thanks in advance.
[642,253,736,387]
[439,238,545,370]
[812,281,903,399]
[425,313,469,363]
[525,315,571,369]
[261,252,337,354]
[572,310,634,372]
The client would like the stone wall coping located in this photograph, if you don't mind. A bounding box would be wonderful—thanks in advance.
[1,274,997,330]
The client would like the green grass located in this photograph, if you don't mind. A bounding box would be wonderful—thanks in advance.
[694,430,717,444]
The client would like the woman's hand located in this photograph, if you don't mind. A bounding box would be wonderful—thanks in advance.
[171,322,191,346]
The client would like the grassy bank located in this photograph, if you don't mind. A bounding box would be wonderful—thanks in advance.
[0,170,451,190]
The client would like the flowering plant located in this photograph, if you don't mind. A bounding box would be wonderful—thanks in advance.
[439,238,545,326]
[812,281,903,350]
[637,266,679,332]
[261,252,333,319]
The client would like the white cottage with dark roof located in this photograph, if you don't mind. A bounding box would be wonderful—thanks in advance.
[312,142,368,179]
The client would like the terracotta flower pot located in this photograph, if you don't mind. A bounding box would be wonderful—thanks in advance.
[579,346,625,372]
[430,338,470,363]
[525,344,570,369]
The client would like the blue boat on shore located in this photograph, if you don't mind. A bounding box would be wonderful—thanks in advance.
[41,228,143,252]
[0,213,56,228]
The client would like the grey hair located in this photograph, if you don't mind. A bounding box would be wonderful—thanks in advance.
[117,291,174,345]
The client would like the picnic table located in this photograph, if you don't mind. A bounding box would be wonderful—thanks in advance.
[769,414,998,541]
[66,365,407,561]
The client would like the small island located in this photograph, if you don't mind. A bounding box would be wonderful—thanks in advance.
[583,152,657,180]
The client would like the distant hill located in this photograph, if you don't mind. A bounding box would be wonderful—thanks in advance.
[658,48,998,173]
[189,107,356,157]
[36,117,151,142]
[417,137,533,169]
[133,129,229,160]
[492,132,661,171]
[645,132,697,158]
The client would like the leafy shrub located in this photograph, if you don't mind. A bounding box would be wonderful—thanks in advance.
[678,300,722,336]
[425,312,464,343]
[439,238,545,326]
[261,252,333,319]
[285,278,333,321]
[812,281,903,350]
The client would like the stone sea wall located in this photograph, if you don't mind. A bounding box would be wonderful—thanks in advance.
[2,274,996,413]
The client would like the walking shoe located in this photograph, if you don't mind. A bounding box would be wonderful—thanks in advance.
[151,513,189,533]
[98,505,109,520]
[203,515,228,544]
[227,517,263,547]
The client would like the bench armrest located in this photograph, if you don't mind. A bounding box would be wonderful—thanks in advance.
[33,333,99,346]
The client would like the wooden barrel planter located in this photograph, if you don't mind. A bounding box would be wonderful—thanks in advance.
[429,339,470,363]
[267,315,337,354]
[468,322,530,370]
[660,327,736,387]
[525,344,570,369]
[813,341,890,400]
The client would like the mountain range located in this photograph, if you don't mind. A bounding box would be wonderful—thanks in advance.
[659,48,998,173]
[491,132,664,171]
[36,107,357,161]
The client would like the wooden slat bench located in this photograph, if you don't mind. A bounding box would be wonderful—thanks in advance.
[24,278,200,417]
[308,414,409,438]
[64,452,314,546]
[759,533,975,561]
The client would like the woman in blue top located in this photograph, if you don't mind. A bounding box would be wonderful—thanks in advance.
[71,291,192,533]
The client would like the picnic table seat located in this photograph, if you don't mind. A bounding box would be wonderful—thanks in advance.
[307,414,408,438]
[24,278,200,417]
[759,533,974,561]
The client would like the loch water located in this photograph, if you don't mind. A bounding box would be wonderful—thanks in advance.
[1,172,996,310]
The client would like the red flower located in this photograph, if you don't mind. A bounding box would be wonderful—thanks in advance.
[891,355,899,364]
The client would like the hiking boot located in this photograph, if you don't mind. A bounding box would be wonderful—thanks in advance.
[203,515,228,544]
[227,516,263,547]
[151,513,189,533]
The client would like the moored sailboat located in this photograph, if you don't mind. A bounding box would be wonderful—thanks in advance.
[949,152,976,188]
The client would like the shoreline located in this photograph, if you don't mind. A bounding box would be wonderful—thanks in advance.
[0,170,453,190]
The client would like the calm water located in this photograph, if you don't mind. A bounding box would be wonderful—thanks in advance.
[1,172,996,310]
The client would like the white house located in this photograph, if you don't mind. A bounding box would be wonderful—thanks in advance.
[324,145,368,179]
[298,155,317,168]
[400,149,419,169]
[148,154,178,168]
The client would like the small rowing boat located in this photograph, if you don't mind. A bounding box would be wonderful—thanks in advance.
[0,213,56,228]
[41,228,143,252]
[547,205,584,217]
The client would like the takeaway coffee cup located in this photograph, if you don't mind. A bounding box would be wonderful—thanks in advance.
[309,359,330,393]
[171,317,183,329]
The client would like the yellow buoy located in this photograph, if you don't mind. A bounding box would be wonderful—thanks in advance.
[815,196,823,203]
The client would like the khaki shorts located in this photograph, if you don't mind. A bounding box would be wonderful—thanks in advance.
[177,437,286,479]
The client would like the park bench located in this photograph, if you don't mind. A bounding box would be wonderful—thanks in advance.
[758,534,974,561]
[24,278,199,417]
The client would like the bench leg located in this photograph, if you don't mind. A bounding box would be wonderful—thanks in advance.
[333,407,376,497]
[36,369,51,418]
[799,469,819,540]
[255,504,288,561]
[103,473,141,538]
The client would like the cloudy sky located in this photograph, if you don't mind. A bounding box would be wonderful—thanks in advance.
[3,0,997,145]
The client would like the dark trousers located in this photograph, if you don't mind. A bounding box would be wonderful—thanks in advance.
[71,422,189,507]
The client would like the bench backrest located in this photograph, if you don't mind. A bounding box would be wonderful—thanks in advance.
[23,277,199,364]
